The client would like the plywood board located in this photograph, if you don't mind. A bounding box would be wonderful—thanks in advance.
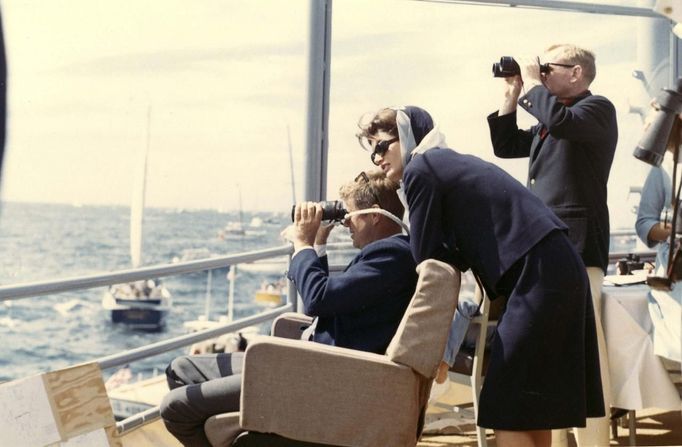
[43,363,115,441]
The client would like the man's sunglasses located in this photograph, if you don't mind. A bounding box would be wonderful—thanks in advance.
[538,60,577,74]
[355,171,383,209]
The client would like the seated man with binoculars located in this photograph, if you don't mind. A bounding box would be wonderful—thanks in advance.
[487,44,617,447]
[159,170,417,447]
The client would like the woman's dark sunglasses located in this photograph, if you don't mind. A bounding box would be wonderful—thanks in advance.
[369,137,399,165]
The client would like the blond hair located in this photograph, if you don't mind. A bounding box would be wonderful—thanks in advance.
[546,44,596,84]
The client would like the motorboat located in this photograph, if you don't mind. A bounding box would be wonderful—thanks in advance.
[253,279,287,306]
[102,280,172,331]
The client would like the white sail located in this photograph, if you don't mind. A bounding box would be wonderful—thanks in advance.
[130,107,151,268]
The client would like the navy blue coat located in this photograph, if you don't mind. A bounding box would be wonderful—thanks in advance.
[286,234,417,354]
[403,148,607,428]
[403,148,567,295]
[487,87,617,272]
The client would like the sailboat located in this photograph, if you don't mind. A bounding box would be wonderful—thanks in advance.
[218,184,247,240]
[101,107,172,331]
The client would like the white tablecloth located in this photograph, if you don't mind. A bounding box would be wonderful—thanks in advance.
[602,284,680,410]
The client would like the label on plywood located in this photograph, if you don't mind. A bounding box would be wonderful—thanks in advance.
[0,374,62,446]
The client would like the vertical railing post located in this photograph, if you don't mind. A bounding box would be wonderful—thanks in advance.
[298,0,333,312]
[302,0,332,204]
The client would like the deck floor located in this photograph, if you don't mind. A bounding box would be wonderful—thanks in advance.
[112,372,682,446]
[419,382,682,447]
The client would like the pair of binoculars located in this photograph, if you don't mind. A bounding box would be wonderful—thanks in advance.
[290,201,347,223]
[491,56,552,78]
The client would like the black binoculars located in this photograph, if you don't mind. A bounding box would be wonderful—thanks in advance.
[492,56,551,78]
[290,200,348,223]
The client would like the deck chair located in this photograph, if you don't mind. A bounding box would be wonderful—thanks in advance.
[203,259,461,447]
[425,288,505,447]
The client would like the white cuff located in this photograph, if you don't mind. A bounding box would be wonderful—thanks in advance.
[313,244,327,257]
[292,245,315,259]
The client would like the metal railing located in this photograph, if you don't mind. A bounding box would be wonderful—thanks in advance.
[608,228,656,264]
[0,244,294,302]
[109,302,295,435]
[0,233,656,435]
[418,0,664,19]
[97,303,294,370]
[0,241,357,435]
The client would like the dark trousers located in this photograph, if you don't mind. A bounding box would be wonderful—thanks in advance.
[160,352,245,447]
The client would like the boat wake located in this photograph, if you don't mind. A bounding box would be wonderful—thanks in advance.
[0,316,19,329]
[53,298,86,317]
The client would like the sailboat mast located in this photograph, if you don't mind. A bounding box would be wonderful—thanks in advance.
[287,125,296,204]
[237,184,244,228]
[130,105,151,269]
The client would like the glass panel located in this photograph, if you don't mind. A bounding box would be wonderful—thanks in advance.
[0,0,309,381]
[328,0,669,240]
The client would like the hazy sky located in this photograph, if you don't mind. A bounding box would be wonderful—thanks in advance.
[0,0,667,228]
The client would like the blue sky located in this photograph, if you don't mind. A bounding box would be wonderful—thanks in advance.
[0,0,669,229]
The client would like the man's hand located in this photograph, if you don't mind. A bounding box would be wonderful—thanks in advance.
[499,75,523,115]
[281,202,322,251]
[315,222,335,245]
[519,56,542,87]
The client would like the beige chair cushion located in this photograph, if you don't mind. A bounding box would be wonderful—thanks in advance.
[239,337,422,447]
[386,259,460,379]
[205,412,242,447]
[271,312,315,339]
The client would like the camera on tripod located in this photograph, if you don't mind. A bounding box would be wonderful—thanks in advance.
[616,254,644,276]
[633,78,682,166]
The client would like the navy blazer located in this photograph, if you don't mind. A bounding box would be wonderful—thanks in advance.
[403,149,566,295]
[487,87,617,271]
[286,234,417,354]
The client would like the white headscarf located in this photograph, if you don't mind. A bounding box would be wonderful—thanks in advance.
[394,106,448,169]
[392,106,448,225]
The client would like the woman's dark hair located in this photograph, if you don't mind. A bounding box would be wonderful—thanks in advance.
[356,108,398,141]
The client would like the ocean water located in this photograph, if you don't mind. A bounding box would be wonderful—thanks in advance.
[0,201,354,383]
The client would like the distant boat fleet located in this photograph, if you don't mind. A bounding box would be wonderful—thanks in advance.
[102,210,289,332]
[218,216,279,240]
